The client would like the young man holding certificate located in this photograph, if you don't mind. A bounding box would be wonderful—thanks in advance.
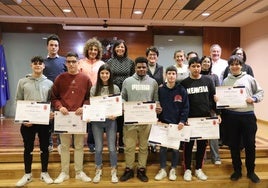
[222,55,263,183]
[15,56,54,186]
[52,52,92,184]
[181,57,220,182]
[120,57,159,182]
[154,66,189,181]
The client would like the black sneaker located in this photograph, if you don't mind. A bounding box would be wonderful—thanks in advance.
[118,147,124,153]
[137,168,149,182]
[230,172,242,181]
[247,173,260,183]
[119,168,134,182]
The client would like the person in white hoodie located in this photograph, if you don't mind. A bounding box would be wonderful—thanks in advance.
[222,55,264,183]
[15,56,54,187]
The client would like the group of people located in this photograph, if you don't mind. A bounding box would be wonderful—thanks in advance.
[15,34,264,187]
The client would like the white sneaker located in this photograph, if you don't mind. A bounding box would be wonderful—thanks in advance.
[215,160,222,165]
[183,169,192,181]
[54,172,69,184]
[40,172,53,184]
[169,168,177,181]
[111,168,118,183]
[93,169,102,183]
[16,173,32,186]
[76,171,91,182]
[195,169,208,181]
[57,144,61,155]
[48,145,53,152]
[154,169,167,180]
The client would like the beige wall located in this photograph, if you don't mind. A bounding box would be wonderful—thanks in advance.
[241,15,268,121]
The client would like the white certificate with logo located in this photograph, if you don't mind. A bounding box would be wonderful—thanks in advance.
[187,117,220,140]
[148,123,191,149]
[54,111,87,133]
[216,86,247,109]
[124,102,157,125]
[14,100,51,125]
[82,104,106,122]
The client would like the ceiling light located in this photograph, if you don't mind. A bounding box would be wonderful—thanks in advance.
[202,12,210,16]
[62,24,147,31]
[133,10,143,15]
[63,9,71,13]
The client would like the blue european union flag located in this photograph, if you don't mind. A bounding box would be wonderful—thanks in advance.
[0,45,10,107]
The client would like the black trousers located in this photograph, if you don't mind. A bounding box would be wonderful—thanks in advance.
[224,112,257,174]
[183,139,207,170]
[20,124,50,173]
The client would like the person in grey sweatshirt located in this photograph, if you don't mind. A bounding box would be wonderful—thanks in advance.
[119,57,159,182]
[222,55,264,183]
[15,56,53,187]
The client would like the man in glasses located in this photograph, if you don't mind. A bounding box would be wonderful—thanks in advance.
[52,52,92,184]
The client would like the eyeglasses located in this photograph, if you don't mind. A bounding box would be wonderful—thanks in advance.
[32,61,43,65]
[66,60,77,64]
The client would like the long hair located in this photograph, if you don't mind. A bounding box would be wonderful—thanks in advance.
[83,37,103,60]
[94,64,114,96]
[200,56,212,74]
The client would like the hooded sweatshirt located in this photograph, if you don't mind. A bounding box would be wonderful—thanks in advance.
[16,74,53,102]
[223,72,264,113]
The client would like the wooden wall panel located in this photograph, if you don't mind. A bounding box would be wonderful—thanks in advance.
[203,27,240,59]
[0,23,239,61]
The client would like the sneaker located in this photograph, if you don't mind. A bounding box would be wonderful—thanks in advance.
[89,144,95,153]
[54,172,69,184]
[48,145,53,152]
[40,172,53,184]
[195,169,208,181]
[247,172,260,183]
[118,146,124,153]
[76,171,91,182]
[137,168,149,182]
[57,144,61,155]
[214,160,222,165]
[16,173,32,186]
[169,168,177,181]
[183,169,192,181]
[111,168,118,183]
[93,169,102,183]
[119,167,134,182]
[154,169,167,180]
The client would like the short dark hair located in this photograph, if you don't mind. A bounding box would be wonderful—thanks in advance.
[165,66,177,74]
[112,39,128,58]
[31,56,44,63]
[135,56,148,66]
[66,52,79,59]
[188,56,201,66]
[47,34,60,45]
[146,46,159,56]
[228,55,244,65]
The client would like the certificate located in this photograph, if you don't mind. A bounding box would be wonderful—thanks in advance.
[82,104,106,122]
[90,94,122,117]
[124,102,157,125]
[187,117,220,140]
[216,86,247,109]
[54,111,87,134]
[14,100,51,125]
[148,124,191,150]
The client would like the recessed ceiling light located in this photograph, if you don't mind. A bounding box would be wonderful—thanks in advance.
[63,9,71,13]
[26,26,33,30]
[133,10,142,15]
[202,12,210,16]
[168,39,173,42]
[178,30,185,34]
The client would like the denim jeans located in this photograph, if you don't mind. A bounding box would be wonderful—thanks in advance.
[159,146,179,169]
[209,139,221,162]
[92,119,117,168]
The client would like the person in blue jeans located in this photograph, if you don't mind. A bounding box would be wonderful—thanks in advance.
[154,66,189,181]
[90,64,121,183]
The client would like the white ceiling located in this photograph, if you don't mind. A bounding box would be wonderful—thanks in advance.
[0,0,268,28]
